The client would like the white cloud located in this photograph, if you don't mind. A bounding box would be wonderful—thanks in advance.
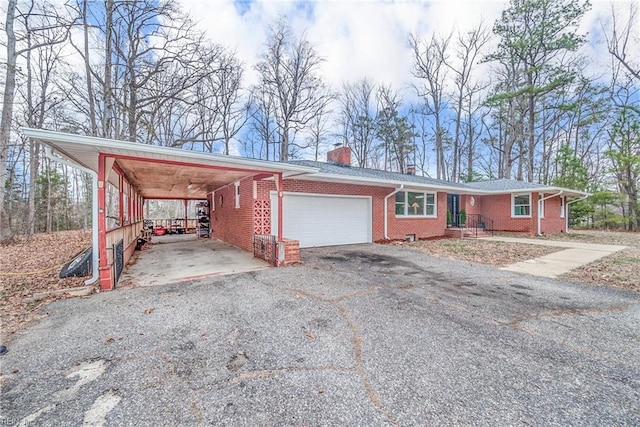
[178,0,633,117]
[181,0,509,92]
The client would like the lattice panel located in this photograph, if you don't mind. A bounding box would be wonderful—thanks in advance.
[254,199,271,234]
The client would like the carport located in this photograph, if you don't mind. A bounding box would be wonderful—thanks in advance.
[118,234,269,287]
[21,128,317,291]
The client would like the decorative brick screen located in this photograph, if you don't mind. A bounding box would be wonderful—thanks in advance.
[253,199,271,234]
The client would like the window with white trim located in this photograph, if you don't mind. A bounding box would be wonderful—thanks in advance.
[395,191,437,217]
[512,193,531,217]
[560,196,565,218]
[234,181,240,209]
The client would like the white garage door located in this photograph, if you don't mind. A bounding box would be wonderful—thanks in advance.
[270,192,372,248]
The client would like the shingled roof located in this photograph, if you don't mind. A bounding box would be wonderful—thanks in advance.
[463,178,549,192]
[289,160,473,191]
[288,161,589,196]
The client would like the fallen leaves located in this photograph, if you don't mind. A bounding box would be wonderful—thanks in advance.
[144,308,154,315]
[402,230,639,294]
[0,229,92,341]
[402,238,561,267]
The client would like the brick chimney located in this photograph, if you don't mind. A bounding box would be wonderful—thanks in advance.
[407,165,416,175]
[327,146,351,166]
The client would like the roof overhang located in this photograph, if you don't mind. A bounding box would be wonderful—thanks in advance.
[486,187,590,197]
[21,128,319,199]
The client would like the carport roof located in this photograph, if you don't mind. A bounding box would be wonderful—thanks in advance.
[21,128,319,199]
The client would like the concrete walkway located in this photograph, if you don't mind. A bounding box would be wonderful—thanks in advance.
[480,236,628,278]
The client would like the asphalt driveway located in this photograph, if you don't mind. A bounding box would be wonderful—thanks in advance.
[1,244,638,426]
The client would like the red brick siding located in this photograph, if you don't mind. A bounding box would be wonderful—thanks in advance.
[211,177,255,252]
[540,196,566,234]
[478,193,539,234]
[460,194,482,216]
[387,192,447,240]
[257,179,447,241]
[281,239,300,265]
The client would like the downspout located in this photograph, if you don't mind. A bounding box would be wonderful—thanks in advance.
[44,146,99,285]
[566,195,589,232]
[384,185,404,240]
[537,191,563,237]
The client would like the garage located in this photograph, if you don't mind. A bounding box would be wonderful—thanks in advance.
[271,192,372,248]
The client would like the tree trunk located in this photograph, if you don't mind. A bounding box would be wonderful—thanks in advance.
[103,0,114,138]
[83,0,97,136]
[0,0,18,239]
[527,81,536,182]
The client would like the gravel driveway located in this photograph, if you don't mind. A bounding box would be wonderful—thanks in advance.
[1,244,638,426]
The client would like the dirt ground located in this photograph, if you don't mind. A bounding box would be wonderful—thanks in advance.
[396,237,563,266]
[399,230,639,293]
[543,230,640,293]
[1,229,637,343]
[0,229,93,342]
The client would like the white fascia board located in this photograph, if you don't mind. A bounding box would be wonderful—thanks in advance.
[494,186,590,197]
[20,128,319,176]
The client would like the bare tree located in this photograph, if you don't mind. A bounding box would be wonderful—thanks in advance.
[215,52,249,155]
[338,79,377,167]
[0,0,18,238]
[410,32,452,180]
[255,19,332,160]
[603,2,639,83]
[375,85,415,173]
[248,85,278,160]
[1,0,71,237]
[443,22,491,182]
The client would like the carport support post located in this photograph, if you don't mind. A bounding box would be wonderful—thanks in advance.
[97,154,113,291]
[276,172,283,242]
[183,199,188,230]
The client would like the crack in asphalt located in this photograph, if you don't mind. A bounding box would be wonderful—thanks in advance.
[160,352,204,427]
[284,287,399,426]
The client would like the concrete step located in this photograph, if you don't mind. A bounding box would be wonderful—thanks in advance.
[461,230,492,238]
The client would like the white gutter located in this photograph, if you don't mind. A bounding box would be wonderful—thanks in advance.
[384,185,404,239]
[537,191,563,236]
[44,146,99,285]
[566,194,590,232]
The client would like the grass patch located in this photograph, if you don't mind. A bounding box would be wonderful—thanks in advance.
[440,241,471,254]
[613,257,640,265]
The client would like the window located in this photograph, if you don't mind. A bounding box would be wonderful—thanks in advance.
[395,191,405,215]
[106,182,120,229]
[395,191,437,217]
[512,193,531,217]
[560,196,565,218]
[234,181,240,209]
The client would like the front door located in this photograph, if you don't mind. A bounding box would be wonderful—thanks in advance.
[447,194,460,227]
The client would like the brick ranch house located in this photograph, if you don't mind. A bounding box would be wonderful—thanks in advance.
[22,129,588,290]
